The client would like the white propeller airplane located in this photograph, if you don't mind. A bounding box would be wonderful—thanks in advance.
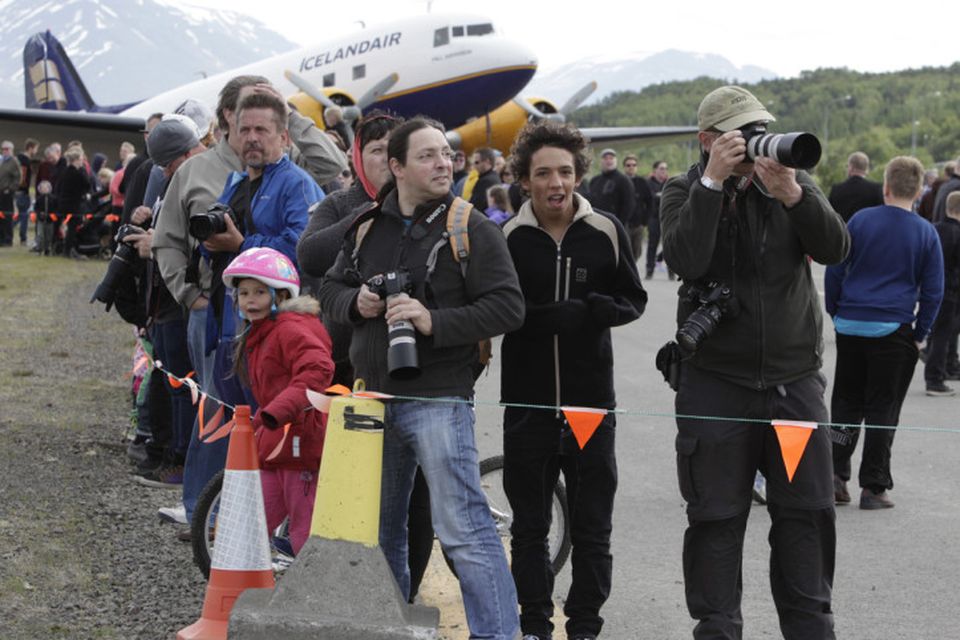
[1,13,695,155]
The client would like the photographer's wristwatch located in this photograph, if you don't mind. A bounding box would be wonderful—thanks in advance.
[699,175,723,192]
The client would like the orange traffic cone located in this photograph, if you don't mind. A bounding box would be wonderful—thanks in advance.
[177,405,275,640]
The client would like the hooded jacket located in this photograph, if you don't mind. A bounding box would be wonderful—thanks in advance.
[501,193,646,408]
[245,296,334,471]
[661,164,849,389]
[318,190,525,397]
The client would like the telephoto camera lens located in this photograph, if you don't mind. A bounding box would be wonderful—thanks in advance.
[386,292,420,380]
[90,224,142,311]
[367,270,420,380]
[744,130,822,170]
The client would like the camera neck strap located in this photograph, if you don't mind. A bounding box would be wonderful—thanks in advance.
[688,161,739,290]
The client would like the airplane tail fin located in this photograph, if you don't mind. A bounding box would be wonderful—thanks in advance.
[22,31,140,113]
[23,31,96,111]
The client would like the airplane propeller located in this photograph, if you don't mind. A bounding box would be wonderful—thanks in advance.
[512,81,598,122]
[558,81,598,116]
[284,69,398,123]
[343,72,399,121]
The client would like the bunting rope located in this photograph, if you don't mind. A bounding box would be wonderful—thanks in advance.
[151,361,960,436]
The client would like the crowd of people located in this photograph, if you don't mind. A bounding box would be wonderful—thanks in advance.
[3,78,958,640]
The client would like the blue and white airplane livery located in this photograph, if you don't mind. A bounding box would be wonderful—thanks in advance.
[9,12,695,154]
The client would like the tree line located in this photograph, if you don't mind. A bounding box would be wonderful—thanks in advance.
[572,66,960,189]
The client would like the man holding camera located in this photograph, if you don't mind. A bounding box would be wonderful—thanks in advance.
[660,85,849,639]
[203,90,323,333]
[318,118,524,640]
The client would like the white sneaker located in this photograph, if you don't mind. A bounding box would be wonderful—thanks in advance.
[158,503,187,525]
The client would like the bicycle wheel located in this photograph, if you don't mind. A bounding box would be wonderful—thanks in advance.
[443,454,572,576]
[191,469,223,580]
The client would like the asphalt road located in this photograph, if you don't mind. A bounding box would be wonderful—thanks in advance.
[467,261,959,640]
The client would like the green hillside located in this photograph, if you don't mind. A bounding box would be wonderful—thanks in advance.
[571,66,960,189]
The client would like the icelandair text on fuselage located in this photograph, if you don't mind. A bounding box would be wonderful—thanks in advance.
[299,33,402,72]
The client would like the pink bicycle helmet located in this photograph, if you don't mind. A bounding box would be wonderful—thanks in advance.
[222,247,300,298]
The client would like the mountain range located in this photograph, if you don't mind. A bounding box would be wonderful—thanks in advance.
[527,49,777,105]
[0,0,295,110]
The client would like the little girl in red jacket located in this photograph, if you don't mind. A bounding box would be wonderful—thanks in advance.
[223,247,334,555]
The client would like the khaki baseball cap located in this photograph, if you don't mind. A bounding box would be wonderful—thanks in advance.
[697,85,775,132]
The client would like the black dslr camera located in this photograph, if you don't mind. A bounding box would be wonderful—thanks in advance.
[676,281,739,353]
[740,124,822,170]
[189,202,239,242]
[367,269,420,380]
[90,224,144,311]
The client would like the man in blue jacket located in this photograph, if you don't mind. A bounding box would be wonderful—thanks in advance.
[203,91,324,396]
[827,156,943,510]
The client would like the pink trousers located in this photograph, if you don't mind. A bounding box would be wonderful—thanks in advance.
[260,468,318,555]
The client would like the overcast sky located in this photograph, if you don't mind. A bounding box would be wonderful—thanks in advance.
[177,0,953,77]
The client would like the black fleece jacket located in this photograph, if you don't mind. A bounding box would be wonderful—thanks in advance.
[501,194,646,409]
[318,190,524,397]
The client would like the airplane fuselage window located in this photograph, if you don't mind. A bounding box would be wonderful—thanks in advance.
[323,73,335,87]
[434,27,450,47]
[452,26,464,37]
[466,23,494,36]
[353,64,366,80]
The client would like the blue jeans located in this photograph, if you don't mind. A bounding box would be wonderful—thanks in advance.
[380,400,519,640]
[182,306,227,519]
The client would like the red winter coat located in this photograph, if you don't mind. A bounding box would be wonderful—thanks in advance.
[245,296,335,471]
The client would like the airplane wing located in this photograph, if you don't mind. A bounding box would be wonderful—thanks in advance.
[0,108,146,155]
[580,126,699,145]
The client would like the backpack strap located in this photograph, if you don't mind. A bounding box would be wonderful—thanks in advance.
[344,201,380,267]
[447,196,472,278]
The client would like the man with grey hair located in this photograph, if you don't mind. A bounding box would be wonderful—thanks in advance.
[152,74,346,534]
[0,141,21,246]
[661,85,849,639]
[828,151,883,222]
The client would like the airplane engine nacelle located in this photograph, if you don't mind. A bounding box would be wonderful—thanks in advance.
[448,97,558,156]
[287,89,357,131]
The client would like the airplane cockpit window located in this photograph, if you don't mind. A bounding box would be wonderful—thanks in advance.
[452,26,464,37]
[434,27,449,47]
[323,73,335,87]
[353,64,366,81]
[466,23,494,36]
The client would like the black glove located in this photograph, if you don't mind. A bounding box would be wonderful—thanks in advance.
[257,410,280,430]
[517,299,588,336]
[586,292,620,326]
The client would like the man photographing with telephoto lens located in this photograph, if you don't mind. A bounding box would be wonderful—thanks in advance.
[660,85,850,640]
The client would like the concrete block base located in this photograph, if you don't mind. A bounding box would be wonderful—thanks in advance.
[228,537,439,639]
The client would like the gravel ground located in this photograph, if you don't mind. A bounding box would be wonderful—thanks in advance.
[0,247,205,639]
[0,246,484,640]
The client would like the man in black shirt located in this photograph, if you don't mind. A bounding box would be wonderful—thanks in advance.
[828,151,883,222]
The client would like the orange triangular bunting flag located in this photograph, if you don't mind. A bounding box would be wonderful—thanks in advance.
[325,384,352,396]
[202,418,235,444]
[772,420,817,482]
[265,424,292,461]
[561,406,607,450]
